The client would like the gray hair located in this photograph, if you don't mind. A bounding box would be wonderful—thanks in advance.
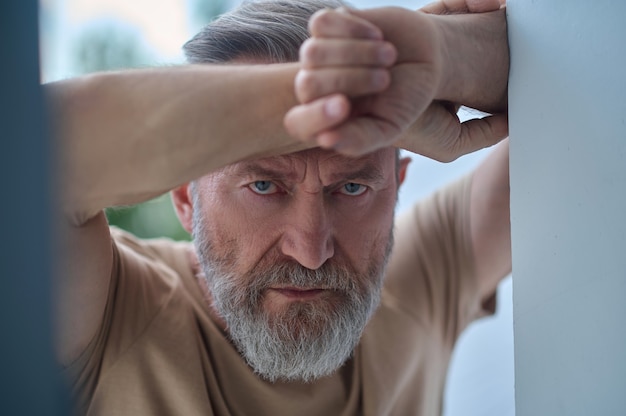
[183,0,348,64]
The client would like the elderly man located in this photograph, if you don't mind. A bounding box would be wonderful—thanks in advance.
[51,0,509,414]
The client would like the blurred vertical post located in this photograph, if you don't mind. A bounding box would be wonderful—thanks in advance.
[0,1,67,415]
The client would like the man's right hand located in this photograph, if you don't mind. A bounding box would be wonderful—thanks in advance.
[285,1,509,160]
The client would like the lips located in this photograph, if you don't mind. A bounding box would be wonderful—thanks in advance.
[269,287,327,300]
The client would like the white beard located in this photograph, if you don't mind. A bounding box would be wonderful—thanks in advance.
[192,212,391,382]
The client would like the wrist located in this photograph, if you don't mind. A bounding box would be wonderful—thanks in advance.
[428,9,509,113]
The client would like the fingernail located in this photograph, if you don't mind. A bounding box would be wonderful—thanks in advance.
[324,96,344,119]
[318,133,338,149]
[379,43,396,65]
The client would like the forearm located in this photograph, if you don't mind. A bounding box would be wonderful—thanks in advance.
[429,8,509,113]
[48,64,307,225]
[470,139,511,297]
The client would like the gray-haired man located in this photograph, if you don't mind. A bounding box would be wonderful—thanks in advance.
[53,1,510,414]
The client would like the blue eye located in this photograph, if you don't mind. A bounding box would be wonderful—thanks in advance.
[340,183,367,196]
[249,181,277,195]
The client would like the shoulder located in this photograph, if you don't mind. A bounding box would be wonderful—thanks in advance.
[381,174,477,336]
[109,226,197,286]
[110,227,196,277]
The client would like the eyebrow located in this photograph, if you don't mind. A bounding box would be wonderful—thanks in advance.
[233,163,299,182]
[326,163,386,184]
[232,159,387,184]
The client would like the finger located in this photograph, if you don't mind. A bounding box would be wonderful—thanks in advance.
[466,0,505,12]
[421,0,503,14]
[309,8,383,40]
[394,104,464,162]
[395,109,507,162]
[345,8,438,64]
[284,94,351,142]
[456,113,509,155]
[315,117,400,156]
[300,38,396,69]
[421,1,458,14]
[295,67,390,104]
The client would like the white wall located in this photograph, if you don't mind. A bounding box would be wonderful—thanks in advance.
[508,1,626,415]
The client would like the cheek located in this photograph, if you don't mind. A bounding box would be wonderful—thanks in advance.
[200,191,281,271]
[333,194,395,267]
[336,224,392,269]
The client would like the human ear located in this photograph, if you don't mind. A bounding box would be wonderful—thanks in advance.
[398,156,411,186]
[171,183,194,234]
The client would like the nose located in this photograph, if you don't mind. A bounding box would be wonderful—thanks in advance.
[279,194,334,270]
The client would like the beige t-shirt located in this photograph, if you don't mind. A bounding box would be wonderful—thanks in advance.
[66,174,494,416]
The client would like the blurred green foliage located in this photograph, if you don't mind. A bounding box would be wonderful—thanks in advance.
[71,0,231,241]
[105,194,191,241]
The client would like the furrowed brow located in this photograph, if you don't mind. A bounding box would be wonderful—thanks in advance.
[233,163,298,181]
[328,163,386,184]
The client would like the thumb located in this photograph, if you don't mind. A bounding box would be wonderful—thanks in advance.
[456,113,508,156]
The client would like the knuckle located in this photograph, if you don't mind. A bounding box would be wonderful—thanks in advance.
[299,40,322,67]
[294,70,318,103]
[283,110,302,139]
[309,9,335,35]
[299,39,313,59]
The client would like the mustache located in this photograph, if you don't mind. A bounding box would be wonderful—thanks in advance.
[243,259,362,294]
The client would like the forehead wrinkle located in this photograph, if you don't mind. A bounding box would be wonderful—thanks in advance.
[224,148,393,186]
[320,152,391,185]
[326,164,385,184]
[231,154,305,182]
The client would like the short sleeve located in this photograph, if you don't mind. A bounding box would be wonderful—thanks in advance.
[63,228,194,414]
[382,174,496,346]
